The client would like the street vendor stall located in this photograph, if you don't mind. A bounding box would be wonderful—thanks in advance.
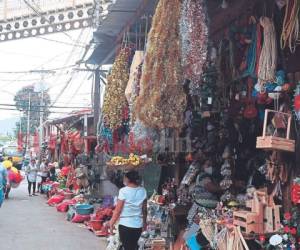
[92,0,300,249]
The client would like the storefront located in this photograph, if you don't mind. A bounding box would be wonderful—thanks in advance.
[97,0,300,249]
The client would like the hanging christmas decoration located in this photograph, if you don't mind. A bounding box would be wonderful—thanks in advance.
[102,47,131,129]
[294,83,300,120]
[180,0,208,93]
[135,0,187,130]
[130,62,143,124]
[257,17,277,86]
[280,0,300,53]
[17,131,23,152]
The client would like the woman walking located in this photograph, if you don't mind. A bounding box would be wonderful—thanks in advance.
[107,171,147,250]
[37,159,49,193]
[26,159,38,196]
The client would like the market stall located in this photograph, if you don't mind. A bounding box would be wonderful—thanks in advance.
[93,0,300,249]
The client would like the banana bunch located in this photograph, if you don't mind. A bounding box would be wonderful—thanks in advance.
[128,153,141,166]
[110,156,128,166]
[109,154,141,167]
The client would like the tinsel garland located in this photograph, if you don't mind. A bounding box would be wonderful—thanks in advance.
[102,48,130,129]
[257,17,277,86]
[130,62,143,124]
[180,0,208,94]
[135,0,187,130]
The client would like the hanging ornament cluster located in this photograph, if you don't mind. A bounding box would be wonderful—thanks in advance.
[280,0,300,53]
[135,0,187,130]
[257,17,277,86]
[125,51,144,124]
[102,47,131,129]
[180,0,208,93]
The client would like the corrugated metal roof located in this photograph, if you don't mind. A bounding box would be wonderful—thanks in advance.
[87,0,157,65]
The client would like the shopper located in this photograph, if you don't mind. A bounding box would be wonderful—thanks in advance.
[48,163,57,181]
[25,159,38,196]
[107,171,147,250]
[2,157,13,199]
[37,159,49,193]
[0,163,7,207]
[2,156,13,169]
[4,163,12,199]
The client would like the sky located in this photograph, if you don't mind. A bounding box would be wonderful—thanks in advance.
[0,27,95,124]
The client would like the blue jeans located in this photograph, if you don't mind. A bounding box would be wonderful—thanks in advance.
[0,187,4,207]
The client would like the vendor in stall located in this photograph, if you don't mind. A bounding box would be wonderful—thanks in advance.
[193,158,222,209]
[106,171,147,250]
[185,159,223,248]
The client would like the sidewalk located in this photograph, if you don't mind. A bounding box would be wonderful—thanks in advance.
[0,181,107,250]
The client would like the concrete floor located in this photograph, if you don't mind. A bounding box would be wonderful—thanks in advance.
[0,181,107,250]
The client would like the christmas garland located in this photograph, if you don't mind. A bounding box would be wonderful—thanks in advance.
[135,0,187,130]
[102,48,131,129]
[129,61,143,124]
[180,0,208,93]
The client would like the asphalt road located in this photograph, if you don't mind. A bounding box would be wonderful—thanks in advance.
[0,180,107,250]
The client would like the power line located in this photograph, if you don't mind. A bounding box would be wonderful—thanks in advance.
[50,71,77,106]
[65,71,90,105]
[0,64,76,74]
[0,51,70,90]
[34,36,86,48]
[49,28,90,104]
[0,103,91,109]
[0,107,71,114]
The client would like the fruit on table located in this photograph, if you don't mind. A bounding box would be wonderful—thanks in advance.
[109,154,141,166]
[129,153,140,166]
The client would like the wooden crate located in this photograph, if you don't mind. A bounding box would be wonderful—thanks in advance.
[233,210,264,234]
[264,205,281,233]
[151,238,167,250]
[256,109,295,152]
[257,136,295,152]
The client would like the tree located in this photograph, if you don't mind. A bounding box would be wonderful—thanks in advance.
[14,85,51,136]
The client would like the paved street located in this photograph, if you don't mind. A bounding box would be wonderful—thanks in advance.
[0,181,107,250]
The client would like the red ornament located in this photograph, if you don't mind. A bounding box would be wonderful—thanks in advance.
[284,212,292,220]
[290,227,297,235]
[284,226,290,233]
[259,235,266,243]
[186,153,193,162]
[294,95,300,110]
[257,92,268,104]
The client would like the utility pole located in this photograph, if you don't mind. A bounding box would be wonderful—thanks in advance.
[94,68,101,135]
[39,89,44,160]
[26,92,31,154]
[31,70,54,159]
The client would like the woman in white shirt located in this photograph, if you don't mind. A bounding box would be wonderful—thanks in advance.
[25,159,38,196]
[107,171,147,250]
